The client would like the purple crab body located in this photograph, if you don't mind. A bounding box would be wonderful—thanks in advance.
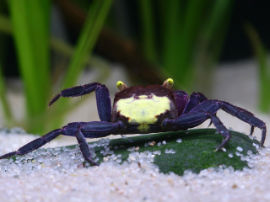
[112,85,178,133]
[0,78,267,165]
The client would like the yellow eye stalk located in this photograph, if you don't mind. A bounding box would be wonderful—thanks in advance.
[162,78,174,89]
[116,81,128,91]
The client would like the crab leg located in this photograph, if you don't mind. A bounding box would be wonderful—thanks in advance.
[76,130,97,165]
[162,112,209,131]
[64,121,123,165]
[219,101,266,145]
[182,92,207,113]
[0,129,62,159]
[164,99,266,149]
[173,90,189,115]
[209,115,231,150]
[49,82,111,121]
[196,100,266,144]
[0,121,124,165]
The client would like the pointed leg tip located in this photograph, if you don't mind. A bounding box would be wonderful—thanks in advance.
[214,147,220,152]
[249,126,255,136]
[215,143,226,152]
[91,162,99,166]
[84,159,99,167]
[48,94,61,106]
[260,141,265,148]
[89,159,99,166]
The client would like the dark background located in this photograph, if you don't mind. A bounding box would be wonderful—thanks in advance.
[3,0,270,76]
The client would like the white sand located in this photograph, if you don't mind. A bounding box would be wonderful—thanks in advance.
[0,124,269,202]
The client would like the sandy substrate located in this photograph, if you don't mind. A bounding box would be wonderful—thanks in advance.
[0,61,270,201]
[0,119,269,202]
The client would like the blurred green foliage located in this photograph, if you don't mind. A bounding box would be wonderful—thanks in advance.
[246,24,270,113]
[0,0,235,133]
[8,0,51,132]
[138,0,233,91]
[0,0,112,133]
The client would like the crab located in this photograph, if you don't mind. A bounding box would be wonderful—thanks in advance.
[0,78,266,165]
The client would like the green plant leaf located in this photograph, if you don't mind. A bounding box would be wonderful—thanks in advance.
[193,0,233,92]
[7,0,51,132]
[161,0,232,92]
[0,13,111,133]
[48,0,112,130]
[138,0,157,63]
[61,0,112,89]
[0,64,13,123]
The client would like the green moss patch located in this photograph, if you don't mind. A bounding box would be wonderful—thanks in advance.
[91,129,259,175]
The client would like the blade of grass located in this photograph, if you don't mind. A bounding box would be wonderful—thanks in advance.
[174,0,208,90]
[202,0,232,44]
[194,0,233,93]
[8,0,51,132]
[162,0,232,92]
[0,64,13,124]
[50,37,110,82]
[61,0,112,89]
[245,24,270,112]
[162,0,182,79]
[49,0,112,129]
[0,14,111,131]
[0,15,110,84]
[162,0,209,91]
[0,14,13,124]
[138,0,158,63]
[0,14,12,34]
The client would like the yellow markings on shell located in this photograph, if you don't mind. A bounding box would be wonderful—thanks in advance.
[116,94,171,132]
[138,123,150,132]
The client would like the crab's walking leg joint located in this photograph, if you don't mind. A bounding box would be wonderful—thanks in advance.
[209,115,231,151]
[49,82,111,122]
[0,121,124,165]
[162,112,209,130]
[173,90,189,116]
[76,130,97,165]
[220,101,267,145]
[183,92,207,113]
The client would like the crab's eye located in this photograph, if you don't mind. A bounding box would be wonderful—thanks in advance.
[162,78,174,89]
[116,81,128,91]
